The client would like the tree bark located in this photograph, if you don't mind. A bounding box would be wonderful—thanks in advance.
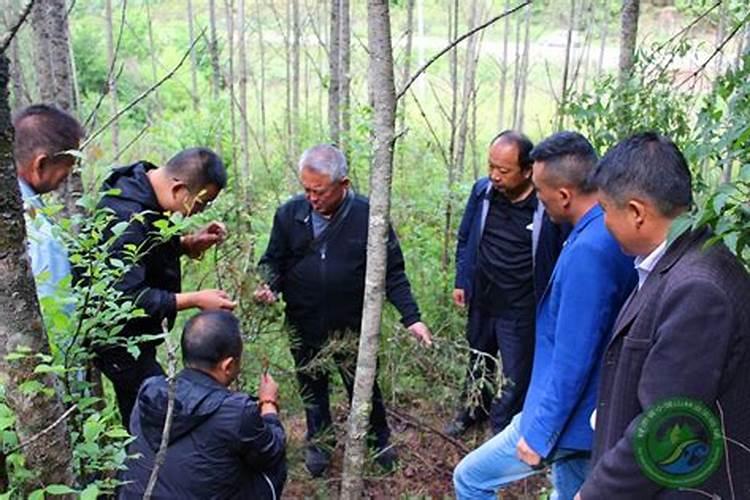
[291,0,301,161]
[618,0,639,86]
[237,0,250,183]
[597,0,610,76]
[340,0,351,158]
[30,0,75,111]
[187,0,199,110]
[209,0,223,99]
[558,0,576,129]
[145,0,161,107]
[340,0,396,497]
[3,0,27,109]
[516,1,532,130]
[328,0,341,144]
[104,0,118,150]
[224,0,239,186]
[497,0,511,129]
[0,52,75,493]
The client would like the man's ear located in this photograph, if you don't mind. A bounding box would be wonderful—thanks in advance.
[219,356,235,375]
[28,153,48,182]
[340,176,351,188]
[558,187,572,208]
[628,199,648,229]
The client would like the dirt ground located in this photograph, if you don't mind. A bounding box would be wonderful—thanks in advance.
[282,399,552,499]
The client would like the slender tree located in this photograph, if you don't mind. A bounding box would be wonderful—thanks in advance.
[516,1,531,130]
[209,0,223,99]
[497,0,511,128]
[340,0,397,494]
[0,51,75,493]
[618,0,639,86]
[291,0,301,159]
[237,0,250,182]
[187,0,199,110]
[104,0,118,150]
[328,0,341,144]
[30,0,75,111]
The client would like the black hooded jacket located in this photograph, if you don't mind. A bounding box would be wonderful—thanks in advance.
[86,161,182,349]
[118,368,287,499]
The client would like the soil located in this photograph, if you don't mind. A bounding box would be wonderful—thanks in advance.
[282,399,552,499]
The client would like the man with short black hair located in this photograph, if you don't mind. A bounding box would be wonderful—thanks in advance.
[81,147,235,428]
[577,133,750,498]
[447,130,570,437]
[119,311,286,499]
[454,131,636,499]
[14,104,85,302]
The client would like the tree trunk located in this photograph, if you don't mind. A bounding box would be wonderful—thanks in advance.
[618,0,639,86]
[558,0,576,129]
[145,0,161,107]
[291,0,301,160]
[396,0,415,159]
[104,0,118,150]
[237,0,250,183]
[340,0,396,496]
[416,0,425,96]
[224,0,239,187]
[516,1,532,130]
[187,0,199,110]
[209,0,223,99]
[255,0,267,146]
[4,1,28,109]
[0,52,75,493]
[30,0,75,111]
[340,0,351,158]
[328,0,341,144]
[510,1,522,129]
[597,0,610,76]
[497,0,511,129]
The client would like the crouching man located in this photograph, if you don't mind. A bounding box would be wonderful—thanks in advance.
[118,311,286,499]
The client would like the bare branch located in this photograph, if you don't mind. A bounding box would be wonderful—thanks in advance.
[143,320,178,500]
[82,28,206,150]
[0,0,35,53]
[678,12,750,89]
[396,1,531,102]
[6,404,77,455]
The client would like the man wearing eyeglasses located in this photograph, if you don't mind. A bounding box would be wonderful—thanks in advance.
[255,144,432,477]
[86,147,235,429]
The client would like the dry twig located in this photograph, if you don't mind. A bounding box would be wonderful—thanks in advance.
[0,0,35,53]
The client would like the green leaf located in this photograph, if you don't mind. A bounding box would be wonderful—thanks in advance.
[45,484,77,495]
[80,485,100,500]
[28,489,45,500]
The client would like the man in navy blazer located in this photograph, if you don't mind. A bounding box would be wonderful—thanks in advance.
[454,132,636,499]
[447,131,569,437]
[577,133,750,499]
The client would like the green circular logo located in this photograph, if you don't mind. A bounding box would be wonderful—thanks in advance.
[633,397,723,488]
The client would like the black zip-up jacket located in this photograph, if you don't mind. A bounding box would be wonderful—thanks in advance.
[258,192,421,347]
[118,368,287,499]
[85,161,181,350]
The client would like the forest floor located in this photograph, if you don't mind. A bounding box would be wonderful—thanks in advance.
[283,399,551,499]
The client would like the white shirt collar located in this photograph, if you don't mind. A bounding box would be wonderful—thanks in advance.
[634,240,667,290]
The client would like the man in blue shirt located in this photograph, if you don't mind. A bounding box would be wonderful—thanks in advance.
[14,104,84,305]
[454,132,636,499]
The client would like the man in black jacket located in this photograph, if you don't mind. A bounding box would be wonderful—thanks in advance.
[119,310,286,499]
[83,148,236,428]
[255,144,432,477]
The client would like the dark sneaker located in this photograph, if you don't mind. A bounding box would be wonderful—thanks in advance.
[305,446,330,478]
[374,443,398,471]
[444,417,471,437]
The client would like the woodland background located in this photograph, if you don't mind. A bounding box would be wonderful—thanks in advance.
[0,0,748,498]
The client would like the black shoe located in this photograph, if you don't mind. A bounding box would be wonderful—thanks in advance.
[444,416,473,437]
[374,443,398,471]
[305,446,330,478]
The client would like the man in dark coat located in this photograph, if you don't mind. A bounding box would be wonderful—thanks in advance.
[118,310,286,499]
[80,148,236,428]
[447,130,570,436]
[254,144,432,477]
[577,132,750,499]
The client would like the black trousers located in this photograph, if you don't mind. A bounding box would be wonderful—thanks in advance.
[95,344,165,431]
[460,303,535,433]
[290,341,390,449]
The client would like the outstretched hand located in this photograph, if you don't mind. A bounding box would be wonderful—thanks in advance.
[182,221,227,258]
[407,321,433,347]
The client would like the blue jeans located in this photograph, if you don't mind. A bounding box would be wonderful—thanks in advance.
[453,413,590,500]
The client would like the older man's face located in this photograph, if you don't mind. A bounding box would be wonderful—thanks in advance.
[488,142,531,199]
[300,167,349,216]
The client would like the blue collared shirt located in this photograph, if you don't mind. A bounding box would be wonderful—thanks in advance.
[19,179,72,306]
